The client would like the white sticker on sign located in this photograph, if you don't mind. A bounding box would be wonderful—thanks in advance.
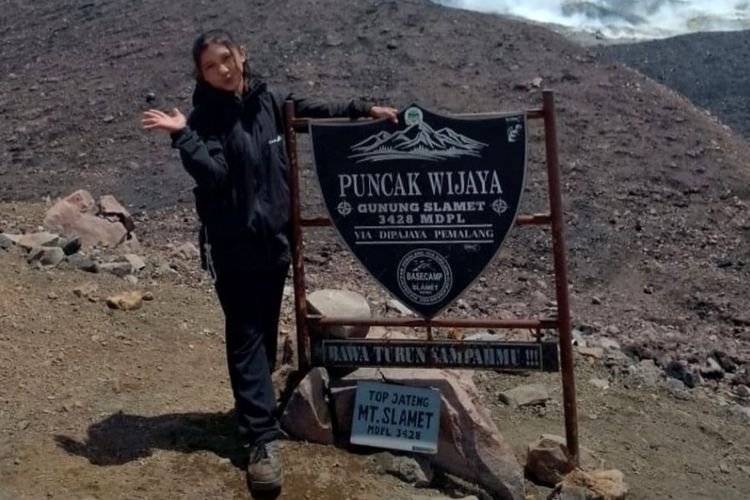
[350,381,441,454]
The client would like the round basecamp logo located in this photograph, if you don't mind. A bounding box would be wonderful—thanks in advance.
[397,249,453,305]
[404,106,423,126]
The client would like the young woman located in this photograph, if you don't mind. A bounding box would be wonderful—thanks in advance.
[142,30,397,493]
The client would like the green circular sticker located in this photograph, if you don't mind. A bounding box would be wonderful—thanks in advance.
[404,107,423,126]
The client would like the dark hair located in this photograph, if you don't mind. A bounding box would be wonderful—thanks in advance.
[191,29,241,80]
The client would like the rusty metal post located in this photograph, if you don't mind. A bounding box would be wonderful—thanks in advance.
[542,90,580,464]
[284,100,311,374]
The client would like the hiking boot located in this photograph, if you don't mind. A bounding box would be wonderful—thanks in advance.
[247,440,283,492]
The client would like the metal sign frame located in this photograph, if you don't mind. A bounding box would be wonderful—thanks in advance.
[283,91,580,463]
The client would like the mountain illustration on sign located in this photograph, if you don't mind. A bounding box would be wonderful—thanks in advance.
[348,119,488,163]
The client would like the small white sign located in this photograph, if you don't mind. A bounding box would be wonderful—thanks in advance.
[350,381,441,454]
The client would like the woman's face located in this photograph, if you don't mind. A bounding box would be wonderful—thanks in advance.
[198,42,245,93]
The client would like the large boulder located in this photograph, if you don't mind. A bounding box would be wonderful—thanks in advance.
[43,189,130,248]
[329,368,524,500]
[307,289,371,339]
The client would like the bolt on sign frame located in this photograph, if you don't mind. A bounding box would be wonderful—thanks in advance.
[283,90,579,463]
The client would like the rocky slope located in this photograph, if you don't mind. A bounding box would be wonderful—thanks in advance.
[1,1,750,498]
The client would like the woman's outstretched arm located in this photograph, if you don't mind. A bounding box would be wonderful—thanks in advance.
[142,108,228,191]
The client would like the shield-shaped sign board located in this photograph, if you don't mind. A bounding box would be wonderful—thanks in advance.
[310,105,526,318]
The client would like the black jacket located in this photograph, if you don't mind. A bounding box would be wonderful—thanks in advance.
[170,76,372,273]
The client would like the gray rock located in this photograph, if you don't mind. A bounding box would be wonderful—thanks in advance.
[307,289,371,339]
[17,231,60,250]
[387,299,414,316]
[734,384,750,399]
[711,351,737,373]
[731,406,750,420]
[0,233,14,250]
[121,253,146,271]
[499,384,550,408]
[66,254,98,273]
[700,358,725,380]
[464,330,497,341]
[98,262,132,277]
[571,329,587,347]
[27,246,65,267]
[599,338,621,351]
[58,236,82,256]
[589,378,610,390]
[373,452,433,487]
[171,242,200,260]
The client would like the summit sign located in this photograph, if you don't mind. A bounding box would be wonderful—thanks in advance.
[310,105,527,318]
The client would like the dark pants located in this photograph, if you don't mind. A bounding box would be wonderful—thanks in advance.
[214,264,288,445]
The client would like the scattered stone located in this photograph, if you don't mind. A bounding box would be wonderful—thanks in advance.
[66,253,98,273]
[0,233,15,250]
[304,253,329,265]
[464,331,498,342]
[142,291,154,301]
[280,367,333,445]
[589,378,610,390]
[171,242,200,260]
[106,291,143,311]
[17,231,59,250]
[571,329,587,347]
[526,435,575,486]
[730,406,750,420]
[73,283,99,302]
[711,350,737,373]
[700,358,725,380]
[307,289,371,339]
[98,262,133,278]
[121,253,146,271]
[499,384,550,408]
[330,368,524,499]
[591,296,602,305]
[386,299,414,316]
[58,236,82,256]
[604,325,621,336]
[124,275,138,285]
[576,346,604,360]
[387,40,399,50]
[551,469,628,500]
[665,361,702,388]
[324,34,344,47]
[598,338,621,351]
[734,385,750,399]
[27,246,65,267]
[373,452,433,487]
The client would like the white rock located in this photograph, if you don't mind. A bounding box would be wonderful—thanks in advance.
[307,289,371,339]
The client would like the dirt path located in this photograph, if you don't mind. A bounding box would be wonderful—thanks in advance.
[1,201,749,499]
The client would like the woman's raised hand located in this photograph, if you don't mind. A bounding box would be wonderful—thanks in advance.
[141,108,187,133]
[369,105,399,124]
